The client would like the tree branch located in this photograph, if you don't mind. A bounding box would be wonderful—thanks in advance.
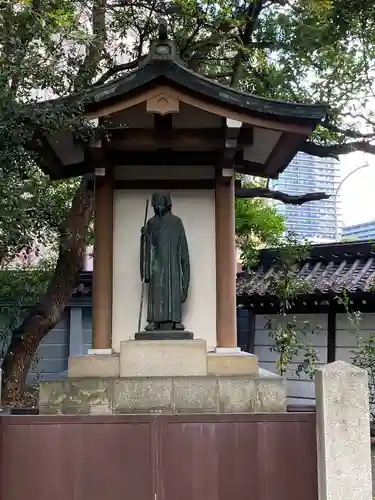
[74,0,107,90]
[94,58,141,86]
[341,111,375,128]
[186,33,228,71]
[230,0,264,87]
[300,140,375,159]
[2,174,95,403]
[2,0,43,93]
[235,187,329,205]
[204,72,233,79]
[323,120,375,139]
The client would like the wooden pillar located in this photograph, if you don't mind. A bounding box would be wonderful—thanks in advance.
[92,173,113,350]
[215,176,237,348]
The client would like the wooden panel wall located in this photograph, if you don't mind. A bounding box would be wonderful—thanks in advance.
[30,312,70,381]
[0,414,318,500]
[0,416,153,500]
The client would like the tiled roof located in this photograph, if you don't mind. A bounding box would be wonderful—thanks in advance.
[47,49,326,125]
[237,240,375,298]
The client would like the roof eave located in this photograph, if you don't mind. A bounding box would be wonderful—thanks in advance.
[41,60,327,127]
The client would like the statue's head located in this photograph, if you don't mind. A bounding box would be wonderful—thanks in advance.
[151,192,172,217]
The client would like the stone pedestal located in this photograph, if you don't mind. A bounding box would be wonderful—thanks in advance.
[55,339,285,417]
[120,339,207,377]
[39,370,286,415]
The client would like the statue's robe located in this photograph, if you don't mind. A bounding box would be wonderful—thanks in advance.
[142,212,190,324]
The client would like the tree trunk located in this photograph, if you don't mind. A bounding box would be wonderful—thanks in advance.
[1,174,95,405]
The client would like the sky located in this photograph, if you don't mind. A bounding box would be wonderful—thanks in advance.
[339,151,375,227]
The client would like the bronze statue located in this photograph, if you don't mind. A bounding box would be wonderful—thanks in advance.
[140,193,190,331]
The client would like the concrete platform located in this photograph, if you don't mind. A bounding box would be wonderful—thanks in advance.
[120,339,208,377]
[68,353,120,378]
[67,344,259,379]
[207,352,258,376]
[39,371,286,415]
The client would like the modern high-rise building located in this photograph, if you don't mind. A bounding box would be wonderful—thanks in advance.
[342,220,375,240]
[270,152,341,242]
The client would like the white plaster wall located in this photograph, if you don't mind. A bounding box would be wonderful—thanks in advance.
[112,189,216,351]
[335,313,375,362]
[255,312,375,406]
[255,313,328,406]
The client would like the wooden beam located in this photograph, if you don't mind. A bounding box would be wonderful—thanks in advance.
[114,179,216,190]
[107,149,222,166]
[154,114,173,132]
[48,156,260,180]
[264,132,305,178]
[30,132,65,179]
[114,179,240,190]
[105,127,253,151]
[217,120,256,179]
[217,118,242,176]
[61,161,93,178]
[235,156,276,178]
[238,292,375,315]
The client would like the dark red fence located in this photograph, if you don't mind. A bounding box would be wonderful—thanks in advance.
[0,413,317,500]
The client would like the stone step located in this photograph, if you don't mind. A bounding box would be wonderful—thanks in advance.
[39,371,286,415]
[207,352,258,376]
[68,342,260,379]
[68,353,120,378]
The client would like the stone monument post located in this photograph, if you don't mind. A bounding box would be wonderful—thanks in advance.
[315,361,372,500]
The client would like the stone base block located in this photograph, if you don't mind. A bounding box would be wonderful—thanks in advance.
[39,372,286,415]
[39,378,114,415]
[207,352,258,376]
[256,368,287,412]
[68,354,119,378]
[120,339,207,377]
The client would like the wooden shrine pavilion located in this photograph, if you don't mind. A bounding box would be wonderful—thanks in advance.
[30,22,327,357]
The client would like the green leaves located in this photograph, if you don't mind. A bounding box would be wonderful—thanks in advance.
[338,292,375,420]
[0,260,53,362]
[235,176,285,268]
[262,234,320,378]
[168,0,375,154]
[266,315,321,378]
